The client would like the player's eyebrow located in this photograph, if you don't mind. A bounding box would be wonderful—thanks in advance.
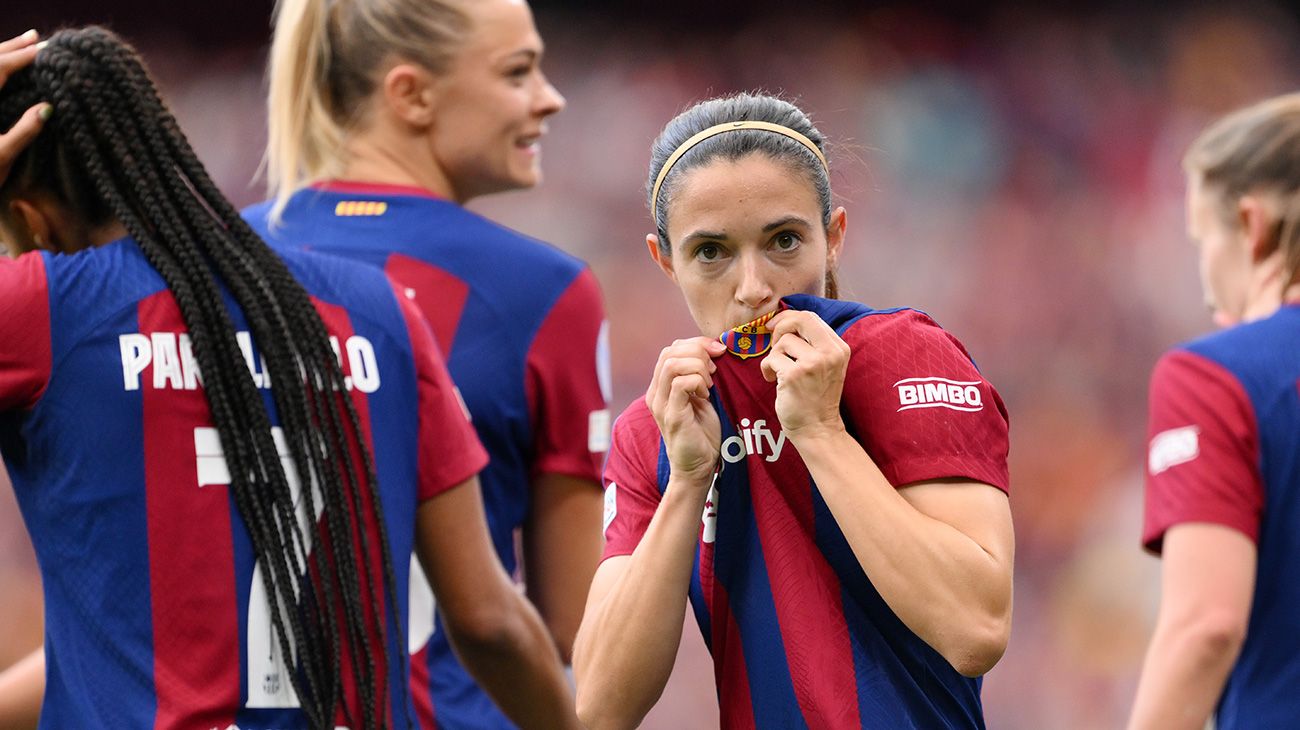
[762,215,813,232]
[501,48,540,64]
[678,229,729,250]
[681,228,733,242]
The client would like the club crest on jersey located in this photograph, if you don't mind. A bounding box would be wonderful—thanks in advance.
[894,377,984,412]
[720,310,776,359]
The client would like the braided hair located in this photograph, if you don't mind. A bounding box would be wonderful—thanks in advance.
[0,27,406,729]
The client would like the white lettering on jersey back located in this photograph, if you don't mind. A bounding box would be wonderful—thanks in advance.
[119,331,380,393]
[894,377,984,412]
[151,333,183,389]
[1149,425,1201,476]
[719,418,787,464]
[236,332,270,389]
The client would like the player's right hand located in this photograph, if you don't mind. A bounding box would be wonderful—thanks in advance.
[646,337,726,486]
[0,30,49,188]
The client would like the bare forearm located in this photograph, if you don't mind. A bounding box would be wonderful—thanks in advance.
[794,429,1011,675]
[573,478,709,729]
[524,474,604,663]
[446,593,579,730]
[1128,618,1241,729]
[0,648,43,730]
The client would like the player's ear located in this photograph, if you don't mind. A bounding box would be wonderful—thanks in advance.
[826,206,847,269]
[5,198,56,255]
[381,62,440,129]
[646,234,677,283]
[1238,194,1279,263]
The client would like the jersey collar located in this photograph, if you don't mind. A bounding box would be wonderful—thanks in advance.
[310,179,446,200]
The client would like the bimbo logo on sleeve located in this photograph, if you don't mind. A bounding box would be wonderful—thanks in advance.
[894,377,984,412]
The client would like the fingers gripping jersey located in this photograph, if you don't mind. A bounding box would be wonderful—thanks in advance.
[0,240,486,729]
[245,183,608,729]
[603,294,1010,730]
[1142,305,1300,730]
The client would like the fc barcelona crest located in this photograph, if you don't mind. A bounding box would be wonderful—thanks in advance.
[720,310,776,359]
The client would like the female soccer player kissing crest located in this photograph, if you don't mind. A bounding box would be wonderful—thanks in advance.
[573,93,1015,730]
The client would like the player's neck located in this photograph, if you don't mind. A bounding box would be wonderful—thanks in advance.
[1241,252,1293,321]
[1283,281,1300,307]
[340,134,462,205]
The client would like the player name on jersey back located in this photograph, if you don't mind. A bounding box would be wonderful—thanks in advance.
[118,330,381,393]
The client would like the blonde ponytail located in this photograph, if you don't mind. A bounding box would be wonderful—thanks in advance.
[266,0,345,224]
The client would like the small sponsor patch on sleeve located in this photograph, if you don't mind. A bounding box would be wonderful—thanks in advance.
[1149,425,1200,476]
[603,483,618,535]
[894,377,985,412]
[589,408,611,453]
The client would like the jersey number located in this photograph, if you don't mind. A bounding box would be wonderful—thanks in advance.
[196,427,439,710]
[195,426,315,709]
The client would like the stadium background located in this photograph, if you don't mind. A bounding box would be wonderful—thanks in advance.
[2,2,1298,727]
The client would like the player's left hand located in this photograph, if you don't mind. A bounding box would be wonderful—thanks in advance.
[760,309,850,441]
[0,30,49,188]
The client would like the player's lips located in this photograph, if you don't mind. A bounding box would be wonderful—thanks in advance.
[515,127,546,153]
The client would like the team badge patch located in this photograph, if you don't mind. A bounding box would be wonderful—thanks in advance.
[720,310,777,359]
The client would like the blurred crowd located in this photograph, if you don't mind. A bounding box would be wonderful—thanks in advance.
[2,4,1297,728]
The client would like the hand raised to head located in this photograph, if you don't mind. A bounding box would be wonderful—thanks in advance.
[0,30,50,188]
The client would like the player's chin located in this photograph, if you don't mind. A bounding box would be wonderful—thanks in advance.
[505,147,543,186]
[516,161,543,189]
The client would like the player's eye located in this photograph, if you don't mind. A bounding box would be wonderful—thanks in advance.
[505,65,532,83]
[694,243,724,262]
[772,231,802,252]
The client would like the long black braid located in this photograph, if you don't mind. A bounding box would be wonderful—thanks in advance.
[0,27,407,729]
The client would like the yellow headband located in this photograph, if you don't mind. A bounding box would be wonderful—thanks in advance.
[650,120,829,224]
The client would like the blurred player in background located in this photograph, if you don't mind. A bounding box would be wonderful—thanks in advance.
[0,26,575,729]
[244,0,607,727]
[1129,94,1300,730]
[573,93,1014,729]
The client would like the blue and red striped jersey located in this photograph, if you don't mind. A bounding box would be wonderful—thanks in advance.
[244,182,608,730]
[0,238,486,729]
[602,294,1010,729]
[1143,303,1300,730]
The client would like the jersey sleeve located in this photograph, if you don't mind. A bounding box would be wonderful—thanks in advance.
[839,310,1010,491]
[600,400,664,561]
[1142,349,1263,554]
[525,267,610,483]
[393,282,488,501]
[0,253,53,411]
